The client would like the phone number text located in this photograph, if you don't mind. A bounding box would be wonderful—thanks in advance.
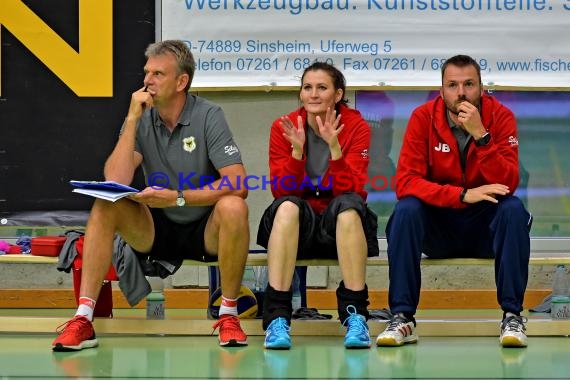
[196,56,491,72]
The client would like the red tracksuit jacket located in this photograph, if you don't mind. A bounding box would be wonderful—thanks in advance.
[268,104,371,214]
[396,94,520,208]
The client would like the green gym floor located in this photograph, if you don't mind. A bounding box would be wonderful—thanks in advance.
[2,335,570,379]
[1,309,570,379]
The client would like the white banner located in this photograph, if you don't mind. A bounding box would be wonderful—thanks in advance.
[162,0,570,88]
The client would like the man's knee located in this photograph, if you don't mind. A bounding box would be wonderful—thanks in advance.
[214,195,248,222]
[497,196,529,222]
[90,198,126,222]
[386,197,425,239]
[393,197,424,218]
[497,196,525,212]
[92,197,117,212]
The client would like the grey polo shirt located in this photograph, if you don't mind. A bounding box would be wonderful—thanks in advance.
[134,94,242,224]
[447,112,471,171]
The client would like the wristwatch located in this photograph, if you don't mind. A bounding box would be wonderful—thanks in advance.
[475,132,491,147]
[176,190,186,207]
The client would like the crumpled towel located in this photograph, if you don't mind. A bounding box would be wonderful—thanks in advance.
[16,236,32,254]
[369,308,393,321]
[292,307,333,320]
[529,294,552,313]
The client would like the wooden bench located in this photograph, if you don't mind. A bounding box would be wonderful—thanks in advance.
[2,238,570,336]
[2,254,570,266]
[2,237,570,266]
[1,237,568,310]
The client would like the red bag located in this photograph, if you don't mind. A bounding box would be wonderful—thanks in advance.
[31,236,67,257]
[7,245,22,254]
[72,236,117,318]
[74,237,118,281]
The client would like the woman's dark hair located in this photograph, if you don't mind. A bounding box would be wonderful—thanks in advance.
[300,61,349,106]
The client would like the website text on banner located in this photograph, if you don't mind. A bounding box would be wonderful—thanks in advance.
[162,0,570,88]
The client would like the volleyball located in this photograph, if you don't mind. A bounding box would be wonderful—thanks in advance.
[208,285,258,319]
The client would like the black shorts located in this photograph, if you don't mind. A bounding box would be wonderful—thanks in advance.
[135,208,216,262]
[257,192,379,259]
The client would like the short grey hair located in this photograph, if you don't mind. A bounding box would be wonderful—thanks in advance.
[145,40,196,91]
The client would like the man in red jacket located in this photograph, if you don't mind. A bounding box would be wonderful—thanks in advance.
[376,55,532,348]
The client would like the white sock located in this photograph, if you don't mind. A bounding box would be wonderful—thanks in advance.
[218,296,238,317]
[75,296,96,321]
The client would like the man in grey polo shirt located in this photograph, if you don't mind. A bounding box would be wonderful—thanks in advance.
[53,40,250,351]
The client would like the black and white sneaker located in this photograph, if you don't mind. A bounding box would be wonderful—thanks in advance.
[376,314,418,347]
[500,315,528,348]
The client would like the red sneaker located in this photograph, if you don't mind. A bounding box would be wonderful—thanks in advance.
[212,315,248,347]
[52,316,98,351]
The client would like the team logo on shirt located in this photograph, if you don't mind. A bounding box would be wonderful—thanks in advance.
[224,145,239,156]
[508,136,519,146]
[361,149,369,159]
[183,136,196,153]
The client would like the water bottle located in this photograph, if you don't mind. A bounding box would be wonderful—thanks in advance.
[242,266,256,291]
[291,270,302,312]
[253,266,268,317]
[551,265,570,320]
[253,266,268,294]
[552,265,569,296]
[146,277,165,320]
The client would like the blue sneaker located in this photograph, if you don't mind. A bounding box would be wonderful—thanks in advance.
[343,305,371,349]
[264,317,291,350]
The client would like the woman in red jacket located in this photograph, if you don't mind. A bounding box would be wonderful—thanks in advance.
[257,62,378,349]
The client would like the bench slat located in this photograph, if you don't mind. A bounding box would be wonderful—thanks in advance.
[2,253,570,266]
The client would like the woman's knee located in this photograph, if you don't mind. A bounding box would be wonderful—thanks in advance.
[337,208,362,227]
[274,200,301,222]
[328,192,365,210]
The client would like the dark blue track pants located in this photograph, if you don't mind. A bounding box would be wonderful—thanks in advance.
[386,196,532,315]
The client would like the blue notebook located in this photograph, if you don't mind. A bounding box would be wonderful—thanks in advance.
[69,180,139,192]
[69,180,139,202]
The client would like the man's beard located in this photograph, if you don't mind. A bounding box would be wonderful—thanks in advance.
[446,95,473,116]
